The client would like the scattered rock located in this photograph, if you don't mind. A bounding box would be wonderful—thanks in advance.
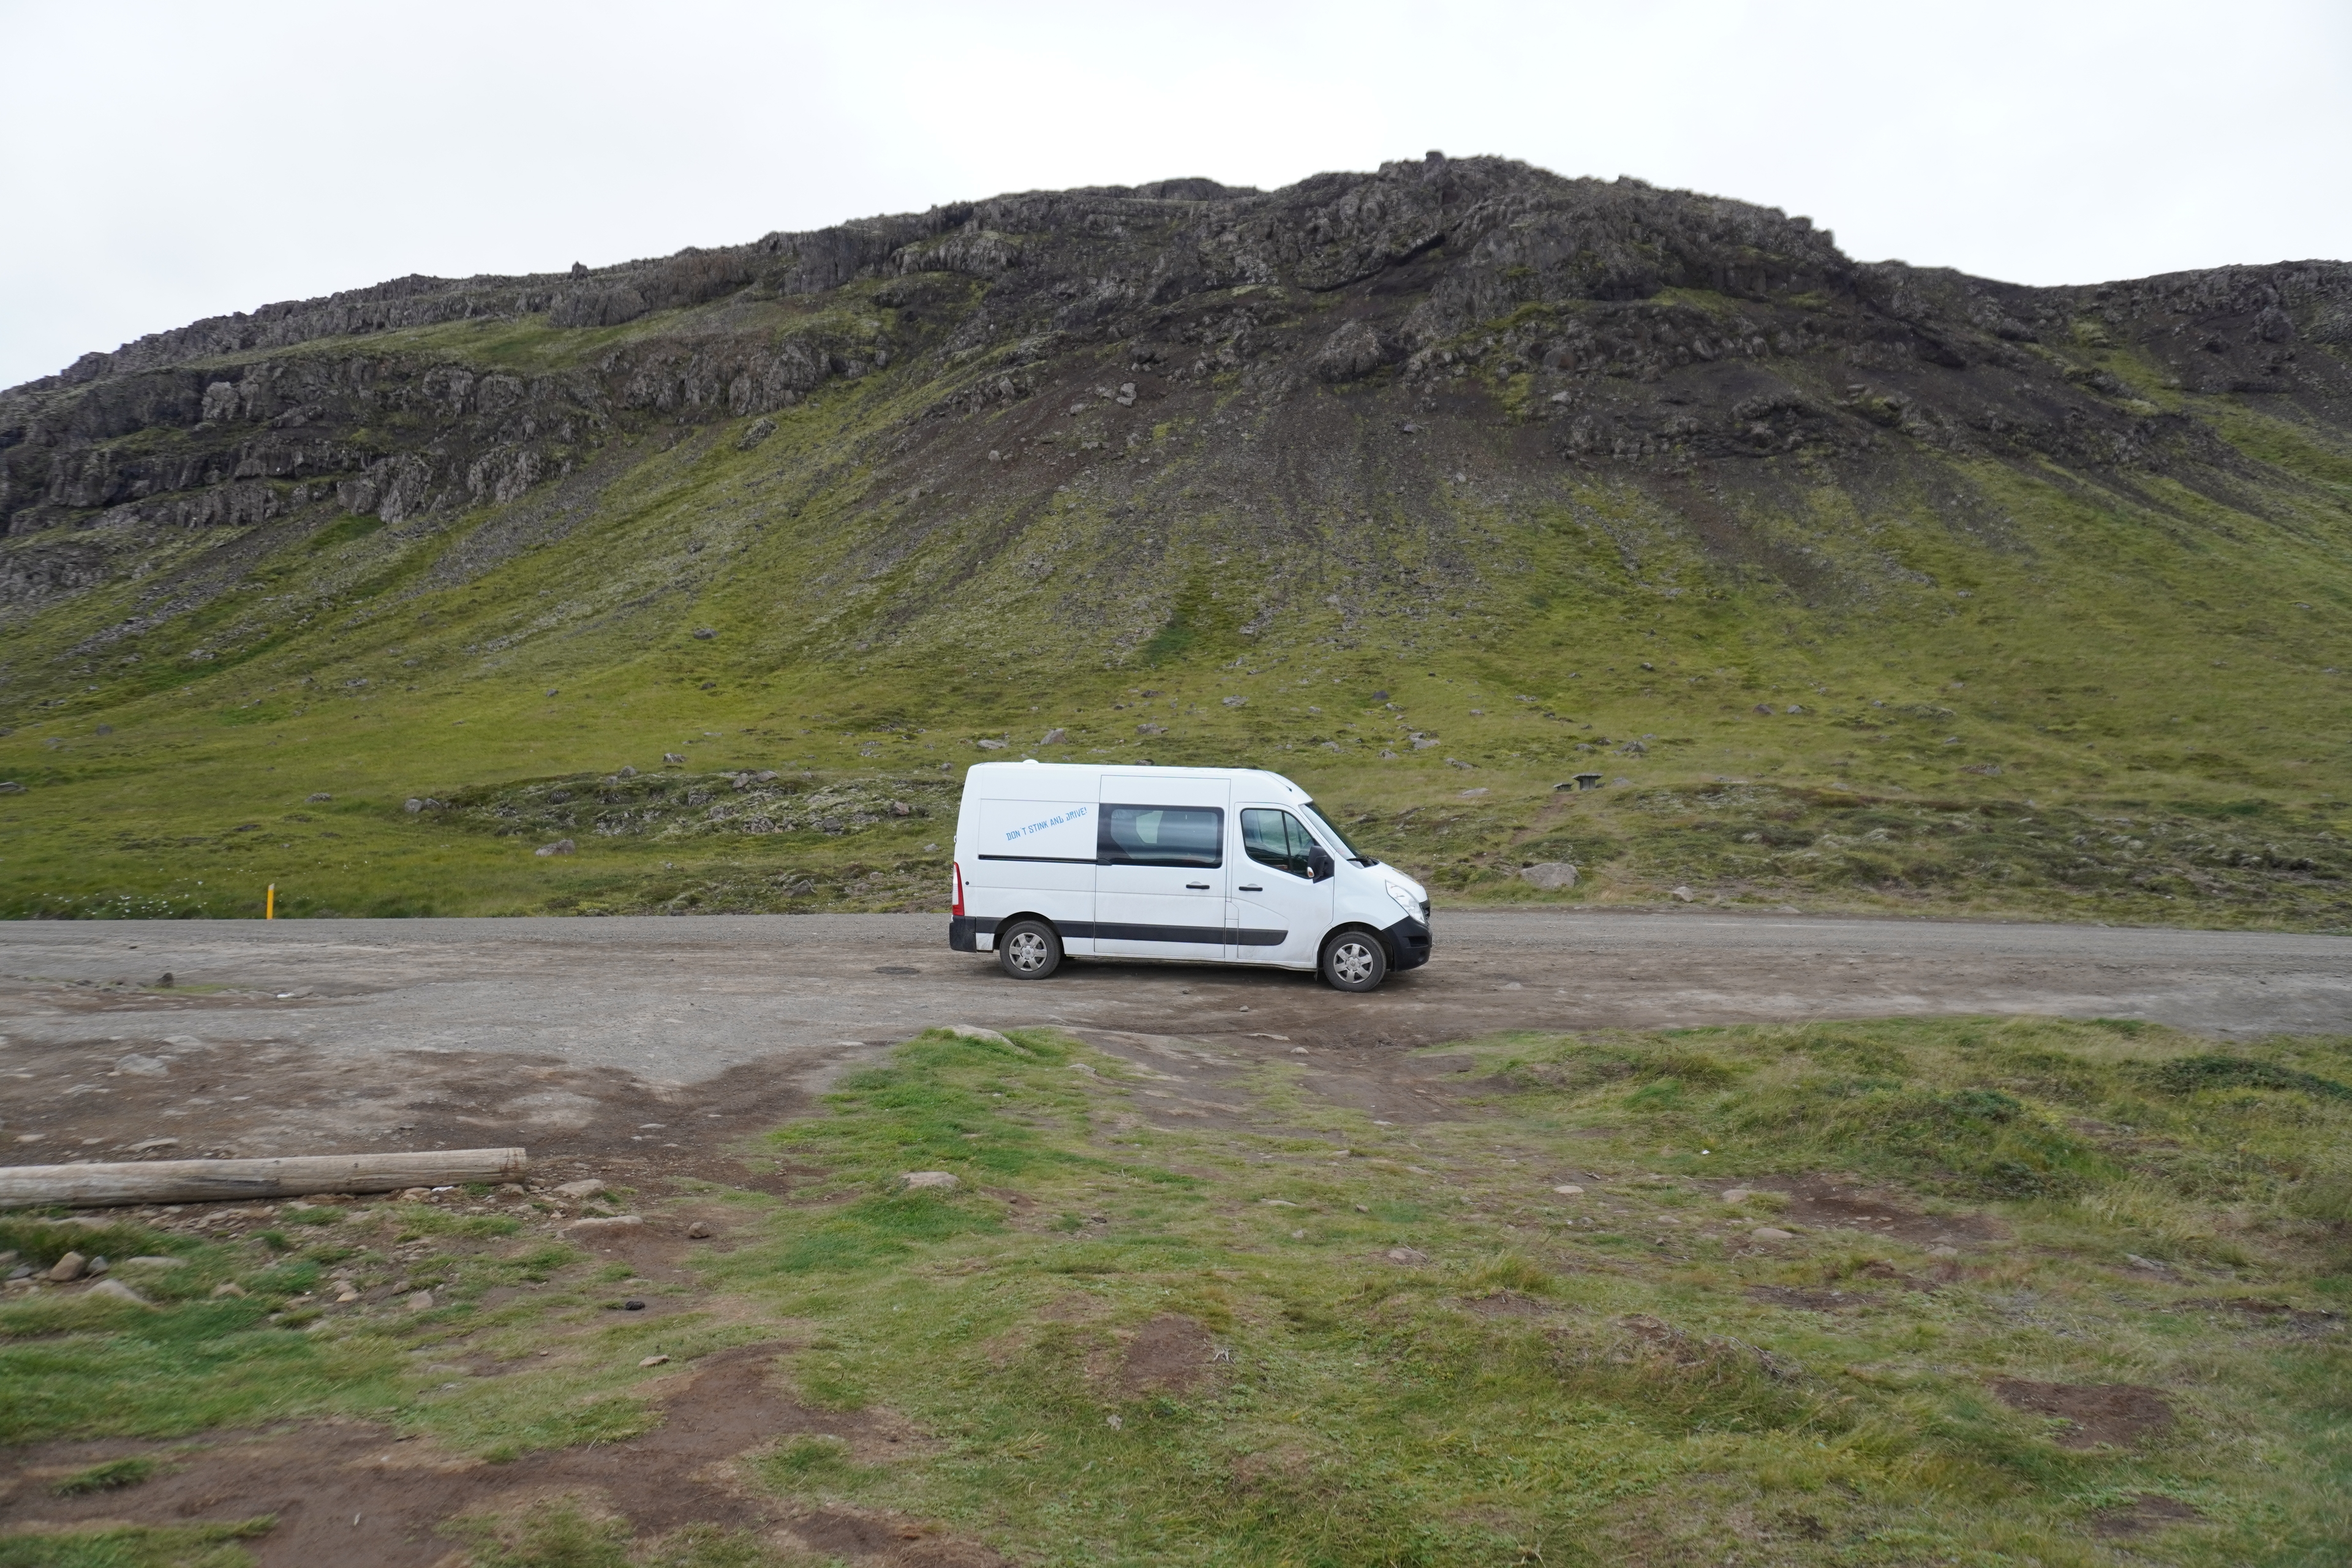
[900,1171,959,1191]
[1041,727,1068,745]
[976,738,1008,750]
[1753,704,1774,715]
[535,839,576,856]
[617,765,638,778]
[564,1215,646,1236]
[685,1221,714,1239]
[692,628,715,641]
[1928,1245,1961,1258]
[622,1298,647,1311]
[123,1255,185,1268]
[737,417,776,450]
[48,1252,88,1281]
[0,782,22,794]
[114,1052,168,1076]
[1750,1226,1796,1242]
[1221,695,1246,707]
[945,1025,1012,1045]
[404,797,423,813]
[1519,862,1578,891]
[663,752,686,764]
[1551,1184,1584,1196]
[1670,886,1696,902]
[407,1290,435,1311]
[87,1278,153,1306]
[306,792,333,802]
[1384,1247,1431,1265]
[155,973,173,988]
[211,1282,246,1298]
[552,1179,610,1199]
[640,1354,671,1367]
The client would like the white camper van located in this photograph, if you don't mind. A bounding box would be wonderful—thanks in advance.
[948,762,1431,991]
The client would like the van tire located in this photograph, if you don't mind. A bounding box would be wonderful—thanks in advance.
[997,918,1063,980]
[1319,929,1387,992]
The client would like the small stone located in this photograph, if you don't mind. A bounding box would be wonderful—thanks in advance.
[663,752,685,764]
[946,1025,1011,1044]
[86,1256,110,1275]
[685,1221,714,1239]
[1106,1413,1123,1430]
[1041,728,1067,745]
[1551,1185,1583,1196]
[1385,1247,1430,1265]
[976,738,1007,750]
[564,1215,645,1236]
[48,1251,87,1282]
[1221,695,1246,707]
[1519,862,1578,891]
[211,1281,248,1298]
[335,1287,361,1303]
[407,1290,434,1311]
[1928,1245,1961,1258]
[1750,1226,1795,1242]
[692,628,715,641]
[900,1171,959,1191]
[640,1354,670,1366]
[128,1137,179,1153]
[124,1255,186,1268]
[535,839,576,857]
[87,1278,153,1306]
[1670,886,1696,902]
[306,791,333,802]
[1721,1188,1752,1203]
[156,973,173,987]
[552,1179,609,1199]
[116,1054,168,1076]
[623,1298,647,1311]
[617,765,637,778]
[404,798,424,813]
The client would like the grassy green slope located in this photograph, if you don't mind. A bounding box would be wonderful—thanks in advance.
[2,307,2350,926]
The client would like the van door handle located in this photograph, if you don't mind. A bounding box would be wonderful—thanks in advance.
[1237,884,1262,892]
[1186,882,1211,890]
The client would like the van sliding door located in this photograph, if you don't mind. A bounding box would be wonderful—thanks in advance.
[1095,775,1230,960]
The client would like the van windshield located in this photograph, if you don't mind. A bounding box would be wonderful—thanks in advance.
[1299,801,1376,866]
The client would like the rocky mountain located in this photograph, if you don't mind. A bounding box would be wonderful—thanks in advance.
[1,154,2348,925]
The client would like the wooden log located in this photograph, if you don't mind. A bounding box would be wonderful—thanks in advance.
[0,1148,528,1210]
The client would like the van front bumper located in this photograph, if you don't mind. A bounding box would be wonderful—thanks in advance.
[948,916,998,952]
[1381,915,1432,971]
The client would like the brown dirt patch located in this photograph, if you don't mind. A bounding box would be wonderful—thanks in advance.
[1116,1314,1223,1396]
[1460,1290,1551,1318]
[1745,1285,1880,1312]
[2174,1297,2343,1333]
[1728,1176,2005,1247]
[0,1344,987,1566]
[2089,1494,2204,1538]
[1989,1379,2176,1449]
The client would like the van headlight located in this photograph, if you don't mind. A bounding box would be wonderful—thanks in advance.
[1385,883,1422,918]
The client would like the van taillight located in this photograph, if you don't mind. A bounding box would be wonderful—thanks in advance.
[951,861,965,917]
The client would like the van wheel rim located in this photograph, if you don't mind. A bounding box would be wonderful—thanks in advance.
[1331,941,1376,984]
[1008,932,1049,971]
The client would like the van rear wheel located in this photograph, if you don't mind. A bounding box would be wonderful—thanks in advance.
[997,918,1062,980]
[1320,930,1387,992]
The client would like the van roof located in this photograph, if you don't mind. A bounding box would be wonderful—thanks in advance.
[962,760,1308,798]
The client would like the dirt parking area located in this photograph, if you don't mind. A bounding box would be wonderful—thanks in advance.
[2,909,2346,1183]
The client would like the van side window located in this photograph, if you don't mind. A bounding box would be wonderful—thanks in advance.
[1099,804,1224,867]
[1240,809,1317,878]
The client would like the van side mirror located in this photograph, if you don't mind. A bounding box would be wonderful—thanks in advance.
[1306,845,1335,883]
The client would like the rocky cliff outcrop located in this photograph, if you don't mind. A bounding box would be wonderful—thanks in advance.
[2,153,2348,631]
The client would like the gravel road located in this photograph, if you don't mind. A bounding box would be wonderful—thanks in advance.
[2,910,2345,1170]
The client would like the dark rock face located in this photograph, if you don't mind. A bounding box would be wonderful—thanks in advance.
[2,153,2348,625]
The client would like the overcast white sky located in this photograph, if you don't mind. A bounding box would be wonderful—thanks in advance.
[4,0,2348,390]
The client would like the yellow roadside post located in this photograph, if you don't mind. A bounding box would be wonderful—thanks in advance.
[266,884,276,920]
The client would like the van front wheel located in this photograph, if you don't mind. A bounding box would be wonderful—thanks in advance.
[997,919,1063,980]
[1320,930,1387,992]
